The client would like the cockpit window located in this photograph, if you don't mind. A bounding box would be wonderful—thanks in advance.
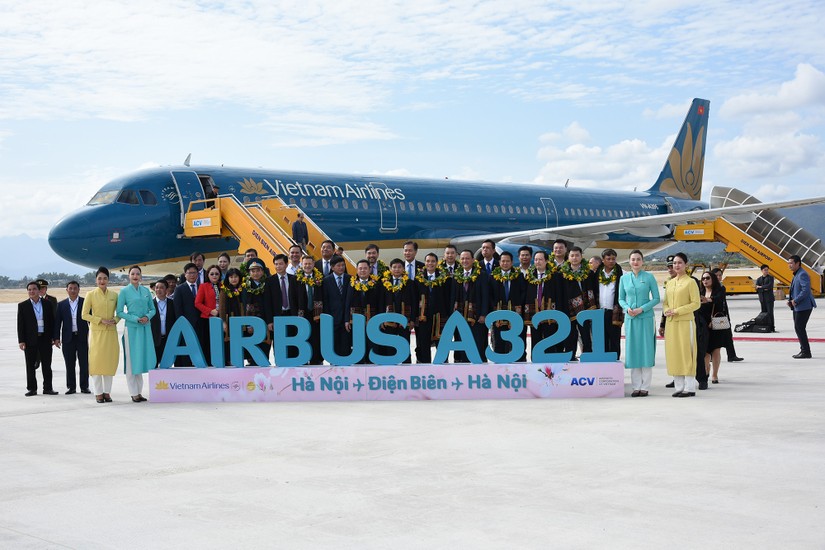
[87,190,119,205]
[116,190,140,205]
[139,190,158,206]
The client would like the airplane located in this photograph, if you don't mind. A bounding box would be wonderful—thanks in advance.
[48,98,825,273]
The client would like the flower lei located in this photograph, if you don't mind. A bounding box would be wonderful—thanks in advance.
[491,267,521,283]
[372,259,390,275]
[351,274,380,292]
[597,266,618,286]
[242,277,266,295]
[453,261,481,284]
[221,280,241,299]
[381,271,410,292]
[437,259,459,275]
[559,261,591,282]
[296,268,323,287]
[524,267,551,285]
[416,269,448,288]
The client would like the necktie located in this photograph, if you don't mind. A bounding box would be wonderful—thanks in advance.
[324,261,330,276]
[307,284,313,304]
[337,276,343,292]
[394,278,399,286]
[449,266,454,274]
[464,272,470,293]
[408,264,414,279]
[281,276,289,309]
[537,274,544,304]
[487,262,492,274]
[505,279,510,301]
[190,283,196,296]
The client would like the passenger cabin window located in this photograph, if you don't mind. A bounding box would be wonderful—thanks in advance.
[139,190,158,206]
[116,189,140,205]
[87,190,119,205]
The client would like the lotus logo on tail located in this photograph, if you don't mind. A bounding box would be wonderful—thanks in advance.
[661,123,705,201]
[155,380,170,390]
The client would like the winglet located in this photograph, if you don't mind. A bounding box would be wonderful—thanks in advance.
[647,98,710,200]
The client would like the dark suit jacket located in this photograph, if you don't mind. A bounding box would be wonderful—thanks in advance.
[18,299,55,346]
[174,281,200,328]
[264,273,302,320]
[452,270,490,319]
[379,277,419,322]
[346,279,381,321]
[489,271,526,312]
[53,297,89,343]
[322,273,351,327]
[151,298,178,343]
[415,271,450,321]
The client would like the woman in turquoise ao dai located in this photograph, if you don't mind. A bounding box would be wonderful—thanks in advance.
[618,250,660,397]
[116,265,157,402]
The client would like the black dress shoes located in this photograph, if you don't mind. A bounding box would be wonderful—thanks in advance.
[631,390,641,397]
[698,382,708,390]
[665,381,675,388]
[672,391,695,398]
[793,352,812,359]
[80,389,91,394]
[65,389,76,395]
[25,390,36,397]
[43,390,58,395]
[729,357,744,362]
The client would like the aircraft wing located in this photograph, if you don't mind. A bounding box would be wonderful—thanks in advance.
[449,193,825,250]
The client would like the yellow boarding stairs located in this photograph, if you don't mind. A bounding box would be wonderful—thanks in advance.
[183,195,356,269]
[675,217,823,296]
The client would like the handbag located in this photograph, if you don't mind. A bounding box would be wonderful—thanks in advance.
[709,303,730,330]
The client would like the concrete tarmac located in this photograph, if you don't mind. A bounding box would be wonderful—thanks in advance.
[1,296,823,549]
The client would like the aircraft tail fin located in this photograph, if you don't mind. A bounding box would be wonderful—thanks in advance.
[647,98,710,200]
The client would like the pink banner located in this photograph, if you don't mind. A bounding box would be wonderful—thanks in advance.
[148,362,624,402]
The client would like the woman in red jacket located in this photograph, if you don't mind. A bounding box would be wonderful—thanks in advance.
[194,264,222,364]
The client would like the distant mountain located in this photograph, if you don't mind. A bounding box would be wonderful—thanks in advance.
[0,234,91,278]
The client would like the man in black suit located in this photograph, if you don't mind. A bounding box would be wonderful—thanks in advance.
[322,256,351,357]
[402,241,425,282]
[151,279,177,367]
[18,281,57,396]
[415,253,450,364]
[479,239,499,276]
[265,254,303,362]
[597,248,623,359]
[380,258,418,363]
[488,251,526,356]
[173,262,200,366]
[53,280,90,394]
[33,278,57,370]
[347,259,382,363]
[315,239,337,277]
[453,249,490,362]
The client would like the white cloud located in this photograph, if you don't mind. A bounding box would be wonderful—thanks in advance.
[714,65,825,184]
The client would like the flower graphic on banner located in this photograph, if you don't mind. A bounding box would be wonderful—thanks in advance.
[253,372,269,392]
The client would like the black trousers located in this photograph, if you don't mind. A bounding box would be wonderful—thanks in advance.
[455,321,489,363]
[759,293,776,330]
[416,320,434,364]
[601,309,622,359]
[794,308,813,354]
[24,334,53,393]
[695,318,709,385]
[62,334,89,391]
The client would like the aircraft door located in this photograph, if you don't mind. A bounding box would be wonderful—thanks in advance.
[370,181,398,233]
[540,197,559,227]
[171,171,205,226]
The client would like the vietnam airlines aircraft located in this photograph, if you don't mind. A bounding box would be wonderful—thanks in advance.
[48,98,825,272]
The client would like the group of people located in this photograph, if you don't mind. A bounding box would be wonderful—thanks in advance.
[18,240,816,400]
[17,266,156,403]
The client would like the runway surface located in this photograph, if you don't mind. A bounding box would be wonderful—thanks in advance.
[1,296,823,549]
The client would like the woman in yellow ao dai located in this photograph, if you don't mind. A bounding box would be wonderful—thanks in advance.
[662,252,701,397]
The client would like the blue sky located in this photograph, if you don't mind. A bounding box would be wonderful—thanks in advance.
[1,0,824,255]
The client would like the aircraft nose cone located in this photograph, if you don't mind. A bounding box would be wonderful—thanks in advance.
[48,211,93,265]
